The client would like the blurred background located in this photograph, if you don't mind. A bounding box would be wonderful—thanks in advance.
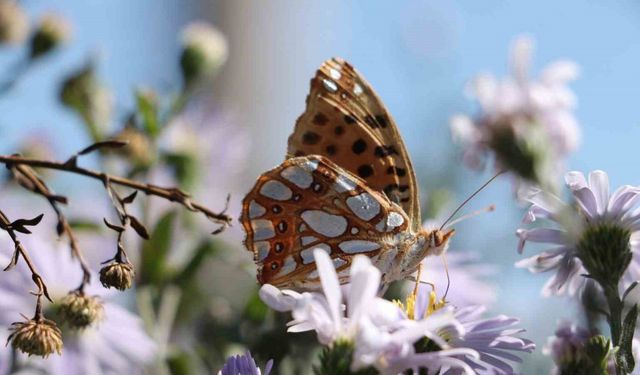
[2,1,640,374]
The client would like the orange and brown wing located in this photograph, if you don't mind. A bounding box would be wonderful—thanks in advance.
[240,155,410,289]
[287,58,421,230]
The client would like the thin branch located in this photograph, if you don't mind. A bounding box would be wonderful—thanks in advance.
[8,163,91,292]
[0,209,51,302]
[0,153,233,232]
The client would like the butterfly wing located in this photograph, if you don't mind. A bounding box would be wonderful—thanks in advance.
[287,57,422,231]
[240,155,410,289]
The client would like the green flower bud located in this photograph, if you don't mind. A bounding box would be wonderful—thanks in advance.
[29,13,70,59]
[577,223,632,287]
[180,22,228,88]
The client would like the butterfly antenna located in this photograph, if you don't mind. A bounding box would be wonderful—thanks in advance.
[439,171,504,231]
[441,254,451,301]
[445,204,496,227]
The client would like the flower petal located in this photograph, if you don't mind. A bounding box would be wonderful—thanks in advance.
[588,170,610,215]
[313,249,343,333]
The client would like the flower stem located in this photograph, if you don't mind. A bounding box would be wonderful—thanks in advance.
[604,285,624,375]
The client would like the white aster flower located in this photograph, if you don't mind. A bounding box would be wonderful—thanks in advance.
[517,170,640,296]
[260,250,473,374]
[451,35,580,191]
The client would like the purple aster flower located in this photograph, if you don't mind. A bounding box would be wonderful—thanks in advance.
[0,234,156,375]
[543,321,640,375]
[516,170,640,296]
[217,352,273,375]
[260,250,476,374]
[451,35,580,191]
[443,306,535,374]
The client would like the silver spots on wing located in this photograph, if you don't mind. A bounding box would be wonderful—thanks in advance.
[276,256,297,276]
[350,227,359,235]
[346,193,381,221]
[339,240,380,254]
[281,165,313,189]
[387,212,405,228]
[252,219,276,240]
[298,223,307,232]
[301,236,319,246]
[323,79,338,93]
[305,159,319,171]
[329,68,341,80]
[301,243,331,264]
[254,241,270,261]
[354,83,363,96]
[248,200,266,219]
[260,180,292,201]
[333,175,358,193]
[301,210,348,238]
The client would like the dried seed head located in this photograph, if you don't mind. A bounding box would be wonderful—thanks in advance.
[30,13,70,58]
[100,262,135,291]
[112,127,155,167]
[7,317,63,358]
[0,1,28,44]
[59,293,104,329]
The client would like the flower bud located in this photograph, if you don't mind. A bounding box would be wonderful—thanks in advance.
[29,13,71,59]
[100,262,135,291]
[180,22,228,88]
[59,63,112,137]
[7,317,63,357]
[0,1,28,44]
[59,292,104,329]
[112,127,155,168]
[577,223,632,287]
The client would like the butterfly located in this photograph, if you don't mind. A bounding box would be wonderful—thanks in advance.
[240,58,455,289]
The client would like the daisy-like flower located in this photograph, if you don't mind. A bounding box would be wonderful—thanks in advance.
[217,352,273,375]
[444,306,535,374]
[0,234,156,375]
[260,249,476,374]
[516,170,640,296]
[451,35,580,191]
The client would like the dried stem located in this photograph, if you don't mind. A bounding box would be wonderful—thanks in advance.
[0,209,51,302]
[0,153,232,232]
[8,163,92,292]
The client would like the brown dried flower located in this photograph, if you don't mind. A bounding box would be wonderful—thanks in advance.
[7,317,63,357]
[100,261,135,291]
[59,292,104,329]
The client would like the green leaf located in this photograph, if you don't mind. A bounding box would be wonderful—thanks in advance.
[135,89,160,138]
[173,240,217,287]
[163,152,199,189]
[623,281,639,303]
[617,304,638,373]
[243,290,268,323]
[140,210,177,286]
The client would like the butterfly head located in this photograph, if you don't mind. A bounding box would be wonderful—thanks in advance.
[427,228,455,256]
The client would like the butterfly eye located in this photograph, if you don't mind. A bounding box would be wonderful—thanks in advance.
[292,194,302,202]
[270,262,279,270]
[272,205,282,214]
[312,182,323,193]
[275,243,284,253]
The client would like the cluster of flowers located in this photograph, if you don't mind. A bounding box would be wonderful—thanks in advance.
[258,249,534,374]
[451,36,640,374]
